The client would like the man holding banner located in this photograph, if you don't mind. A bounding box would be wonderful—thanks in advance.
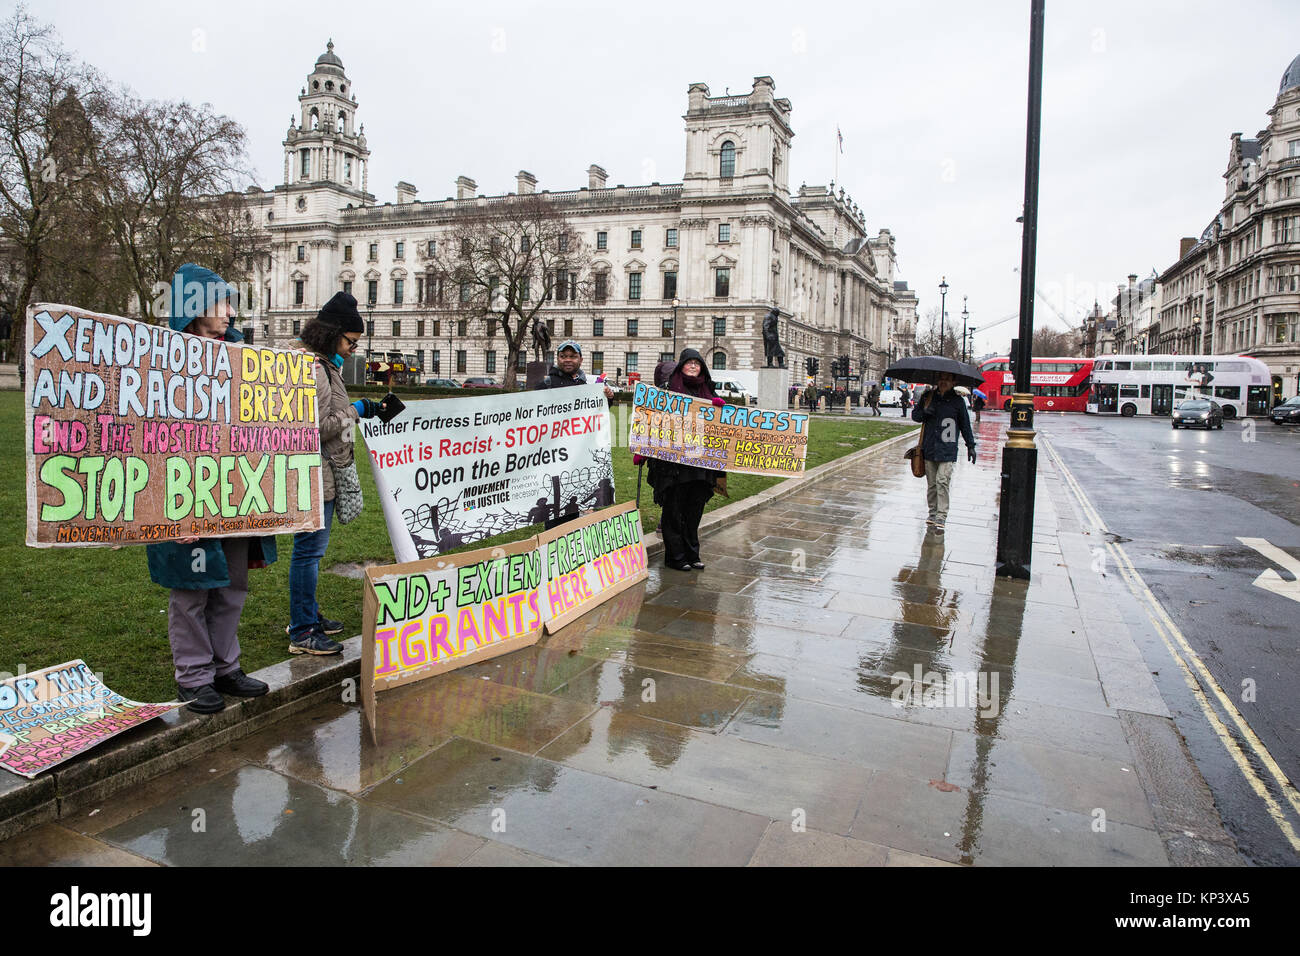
[145,264,277,714]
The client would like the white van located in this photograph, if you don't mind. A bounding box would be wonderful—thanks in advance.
[713,378,756,405]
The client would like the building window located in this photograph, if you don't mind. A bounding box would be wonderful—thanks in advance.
[457,319,467,336]
[713,351,726,370]
[395,241,405,259]
[564,319,573,336]
[595,273,608,302]
[518,277,530,302]
[297,244,305,261]
[515,351,527,371]
[486,318,496,338]
[520,235,530,253]
[460,281,472,303]
[456,350,467,373]
[715,268,730,297]
[666,228,678,248]
[416,277,424,303]
[558,233,568,252]
[486,350,497,373]
[294,280,304,305]
[628,272,642,300]
[368,243,378,261]
[393,279,404,305]
[627,319,639,337]
[546,318,555,333]
[415,349,423,370]
[593,318,604,337]
[417,319,425,337]
[720,141,736,178]
[631,229,642,249]
[591,351,604,373]
[343,281,352,297]
[625,352,639,373]
[391,320,401,336]
[662,317,674,337]
[718,223,730,243]
[344,156,352,181]
[432,349,441,372]
[292,320,301,336]
[554,270,568,301]
[367,280,377,305]
[713,316,727,336]
[663,271,677,300]
[343,244,352,262]
[432,319,441,336]
[596,231,608,250]
[300,150,310,177]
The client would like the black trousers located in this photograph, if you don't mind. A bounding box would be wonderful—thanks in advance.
[660,481,713,565]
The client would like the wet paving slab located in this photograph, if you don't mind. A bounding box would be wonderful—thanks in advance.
[6,434,1186,866]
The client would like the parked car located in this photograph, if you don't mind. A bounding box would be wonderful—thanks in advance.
[879,388,902,408]
[1270,396,1300,425]
[1171,399,1223,429]
[461,377,498,388]
[713,378,755,405]
[425,378,461,388]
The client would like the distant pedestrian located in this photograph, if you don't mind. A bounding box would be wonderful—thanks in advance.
[900,386,912,417]
[868,383,882,416]
[911,372,976,533]
[972,391,986,424]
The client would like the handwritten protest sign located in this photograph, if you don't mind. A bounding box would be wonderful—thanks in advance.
[538,501,648,634]
[629,382,810,476]
[25,304,324,547]
[361,385,613,562]
[0,661,184,778]
[361,537,545,734]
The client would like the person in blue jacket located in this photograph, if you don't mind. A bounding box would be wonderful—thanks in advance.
[911,371,977,533]
[146,264,277,713]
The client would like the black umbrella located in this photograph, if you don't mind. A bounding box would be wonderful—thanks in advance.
[884,355,985,389]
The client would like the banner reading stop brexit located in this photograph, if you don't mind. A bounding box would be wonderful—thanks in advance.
[628,382,810,476]
[361,385,614,563]
[24,304,324,547]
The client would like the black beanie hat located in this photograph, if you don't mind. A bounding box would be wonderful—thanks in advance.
[317,291,364,333]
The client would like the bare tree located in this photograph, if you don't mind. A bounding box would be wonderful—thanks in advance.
[913,307,961,359]
[0,6,102,355]
[1028,327,1081,357]
[88,92,257,319]
[426,194,596,388]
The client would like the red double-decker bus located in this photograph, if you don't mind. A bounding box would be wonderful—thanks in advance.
[979,356,1095,412]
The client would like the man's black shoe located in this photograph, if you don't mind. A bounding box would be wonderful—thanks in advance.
[318,616,344,635]
[177,683,225,714]
[213,669,269,697]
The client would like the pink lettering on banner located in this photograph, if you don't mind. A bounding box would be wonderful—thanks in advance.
[484,598,511,643]
[398,621,427,668]
[457,608,481,653]
[547,580,566,617]
[429,615,454,660]
[373,628,398,676]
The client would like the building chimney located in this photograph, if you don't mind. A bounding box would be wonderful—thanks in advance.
[588,165,608,190]
[1179,236,1197,259]
[516,170,537,195]
[456,175,477,200]
[396,181,418,204]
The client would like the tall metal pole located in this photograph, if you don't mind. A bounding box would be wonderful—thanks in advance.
[996,0,1046,580]
[672,298,680,357]
[939,277,949,355]
[961,297,969,363]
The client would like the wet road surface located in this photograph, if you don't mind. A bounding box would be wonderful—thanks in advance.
[1,417,1211,866]
[1039,410,1300,865]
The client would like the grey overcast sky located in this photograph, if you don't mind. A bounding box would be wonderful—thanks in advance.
[17,0,1300,355]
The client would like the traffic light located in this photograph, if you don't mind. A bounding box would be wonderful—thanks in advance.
[807,357,820,376]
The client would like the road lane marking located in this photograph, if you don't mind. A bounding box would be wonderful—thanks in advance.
[1238,537,1300,605]
[1042,436,1300,852]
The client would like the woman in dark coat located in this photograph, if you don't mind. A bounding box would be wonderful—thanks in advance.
[647,348,726,571]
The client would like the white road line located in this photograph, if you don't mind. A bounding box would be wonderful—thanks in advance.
[1042,436,1300,852]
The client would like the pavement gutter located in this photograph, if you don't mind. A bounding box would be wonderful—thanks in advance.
[0,422,918,843]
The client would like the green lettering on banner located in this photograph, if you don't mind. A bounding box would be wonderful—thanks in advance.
[273,454,287,514]
[287,454,316,512]
[38,455,82,522]
[166,457,193,520]
[236,456,270,516]
[194,455,219,518]
[220,456,237,518]
[123,458,147,521]
[99,457,125,521]
[79,456,104,519]
[374,578,406,627]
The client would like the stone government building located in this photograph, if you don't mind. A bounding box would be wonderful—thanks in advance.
[237,42,916,386]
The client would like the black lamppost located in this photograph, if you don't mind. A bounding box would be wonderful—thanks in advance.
[996,0,1046,580]
[967,326,977,364]
[960,297,969,363]
[671,297,680,357]
[366,308,374,382]
[939,277,949,355]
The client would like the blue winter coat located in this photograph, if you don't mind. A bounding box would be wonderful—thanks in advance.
[911,389,975,463]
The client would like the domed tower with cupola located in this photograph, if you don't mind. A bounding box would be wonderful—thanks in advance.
[282,40,372,201]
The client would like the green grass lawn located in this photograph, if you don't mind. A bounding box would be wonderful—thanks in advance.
[0,390,911,700]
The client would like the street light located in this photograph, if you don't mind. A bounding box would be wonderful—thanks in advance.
[671,297,680,358]
[961,297,969,363]
[366,308,374,383]
[938,276,949,356]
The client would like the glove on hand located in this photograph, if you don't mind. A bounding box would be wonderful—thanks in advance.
[712,397,726,407]
[352,398,380,419]
[967,445,977,464]
[633,454,646,466]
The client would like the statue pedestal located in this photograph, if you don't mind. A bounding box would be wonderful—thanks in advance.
[756,367,790,410]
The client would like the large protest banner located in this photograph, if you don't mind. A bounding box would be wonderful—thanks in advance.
[25,304,324,547]
[628,382,810,476]
[0,661,184,778]
[538,501,648,634]
[360,537,546,734]
[361,385,613,562]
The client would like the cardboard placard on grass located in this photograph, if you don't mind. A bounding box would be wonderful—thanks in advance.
[537,500,648,634]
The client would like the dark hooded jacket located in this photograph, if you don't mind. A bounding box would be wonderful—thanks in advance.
[536,365,589,389]
[646,348,722,501]
[911,386,975,463]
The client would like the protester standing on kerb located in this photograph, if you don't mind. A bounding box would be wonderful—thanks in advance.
[643,348,726,571]
[146,264,276,713]
[287,292,382,655]
[911,371,976,533]
[529,339,613,530]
